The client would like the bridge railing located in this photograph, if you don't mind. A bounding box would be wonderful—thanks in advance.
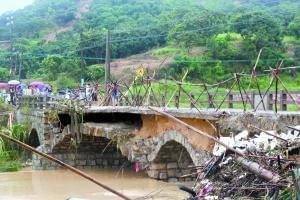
[17,90,300,112]
[17,71,300,112]
[18,95,59,110]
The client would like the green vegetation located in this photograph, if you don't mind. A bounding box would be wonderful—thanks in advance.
[0,0,298,86]
[0,124,29,172]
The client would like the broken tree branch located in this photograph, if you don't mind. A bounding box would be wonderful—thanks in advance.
[236,156,280,183]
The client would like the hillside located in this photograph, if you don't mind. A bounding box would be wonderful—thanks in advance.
[0,0,299,87]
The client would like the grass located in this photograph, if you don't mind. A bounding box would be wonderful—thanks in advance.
[152,46,186,58]
[283,36,300,46]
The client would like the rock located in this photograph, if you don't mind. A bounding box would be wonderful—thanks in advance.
[168,177,178,182]
[159,172,168,180]
[167,169,176,177]
[167,162,178,169]
[149,163,166,170]
[147,170,160,179]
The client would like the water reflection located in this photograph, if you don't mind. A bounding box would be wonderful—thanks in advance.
[0,168,190,200]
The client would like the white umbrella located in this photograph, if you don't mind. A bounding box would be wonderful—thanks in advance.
[8,80,20,85]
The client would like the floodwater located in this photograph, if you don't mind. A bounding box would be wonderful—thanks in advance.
[0,168,191,200]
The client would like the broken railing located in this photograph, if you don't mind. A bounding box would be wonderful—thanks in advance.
[18,60,300,112]
[106,64,300,112]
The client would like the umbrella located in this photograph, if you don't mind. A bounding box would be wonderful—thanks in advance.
[30,81,45,90]
[0,83,8,89]
[8,80,20,85]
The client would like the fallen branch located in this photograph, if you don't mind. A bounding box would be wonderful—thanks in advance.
[0,132,132,200]
[236,156,280,183]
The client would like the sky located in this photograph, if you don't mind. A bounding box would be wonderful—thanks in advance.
[0,0,33,15]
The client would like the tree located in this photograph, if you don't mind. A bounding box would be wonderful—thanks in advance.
[288,15,300,38]
[168,10,224,50]
[0,67,10,81]
[208,33,242,60]
[41,55,63,81]
[85,64,105,81]
[233,12,283,51]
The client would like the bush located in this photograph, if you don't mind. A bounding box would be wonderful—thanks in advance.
[85,64,105,82]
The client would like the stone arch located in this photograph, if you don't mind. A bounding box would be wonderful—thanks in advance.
[49,134,131,169]
[28,129,40,148]
[147,131,211,181]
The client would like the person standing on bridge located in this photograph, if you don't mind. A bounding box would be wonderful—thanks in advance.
[85,83,92,101]
[92,82,98,102]
[111,82,119,106]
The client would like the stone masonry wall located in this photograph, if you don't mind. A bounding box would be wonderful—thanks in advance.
[147,140,196,182]
[32,135,131,170]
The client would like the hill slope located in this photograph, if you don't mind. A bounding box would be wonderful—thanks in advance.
[0,0,299,85]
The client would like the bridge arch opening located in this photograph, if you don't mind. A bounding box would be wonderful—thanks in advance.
[148,140,196,182]
[51,135,132,169]
[28,129,40,148]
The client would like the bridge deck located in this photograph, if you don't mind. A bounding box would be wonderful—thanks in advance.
[81,106,300,120]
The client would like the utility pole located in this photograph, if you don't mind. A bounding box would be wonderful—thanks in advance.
[18,53,22,81]
[6,16,14,78]
[80,33,84,86]
[105,30,111,87]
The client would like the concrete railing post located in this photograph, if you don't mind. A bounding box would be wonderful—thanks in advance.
[267,93,273,110]
[136,95,141,106]
[252,92,255,109]
[280,90,287,111]
[149,95,154,106]
[208,94,213,109]
[228,93,233,109]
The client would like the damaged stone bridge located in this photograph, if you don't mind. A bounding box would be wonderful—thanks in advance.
[16,97,300,181]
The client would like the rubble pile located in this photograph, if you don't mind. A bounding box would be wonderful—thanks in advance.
[190,125,300,199]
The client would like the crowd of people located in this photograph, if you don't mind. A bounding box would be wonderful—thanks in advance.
[0,83,53,105]
[62,82,120,106]
[0,81,120,106]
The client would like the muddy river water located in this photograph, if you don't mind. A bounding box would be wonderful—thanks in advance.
[0,168,191,200]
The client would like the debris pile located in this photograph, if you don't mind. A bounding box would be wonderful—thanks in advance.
[189,125,300,199]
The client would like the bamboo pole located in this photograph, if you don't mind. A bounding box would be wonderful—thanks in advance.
[0,132,132,200]
[166,70,188,107]
[149,107,281,183]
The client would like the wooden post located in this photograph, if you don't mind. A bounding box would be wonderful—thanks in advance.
[281,90,287,111]
[228,93,233,109]
[80,33,84,84]
[177,84,181,108]
[105,30,111,93]
[190,93,195,108]
[175,95,179,109]
[267,93,273,110]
